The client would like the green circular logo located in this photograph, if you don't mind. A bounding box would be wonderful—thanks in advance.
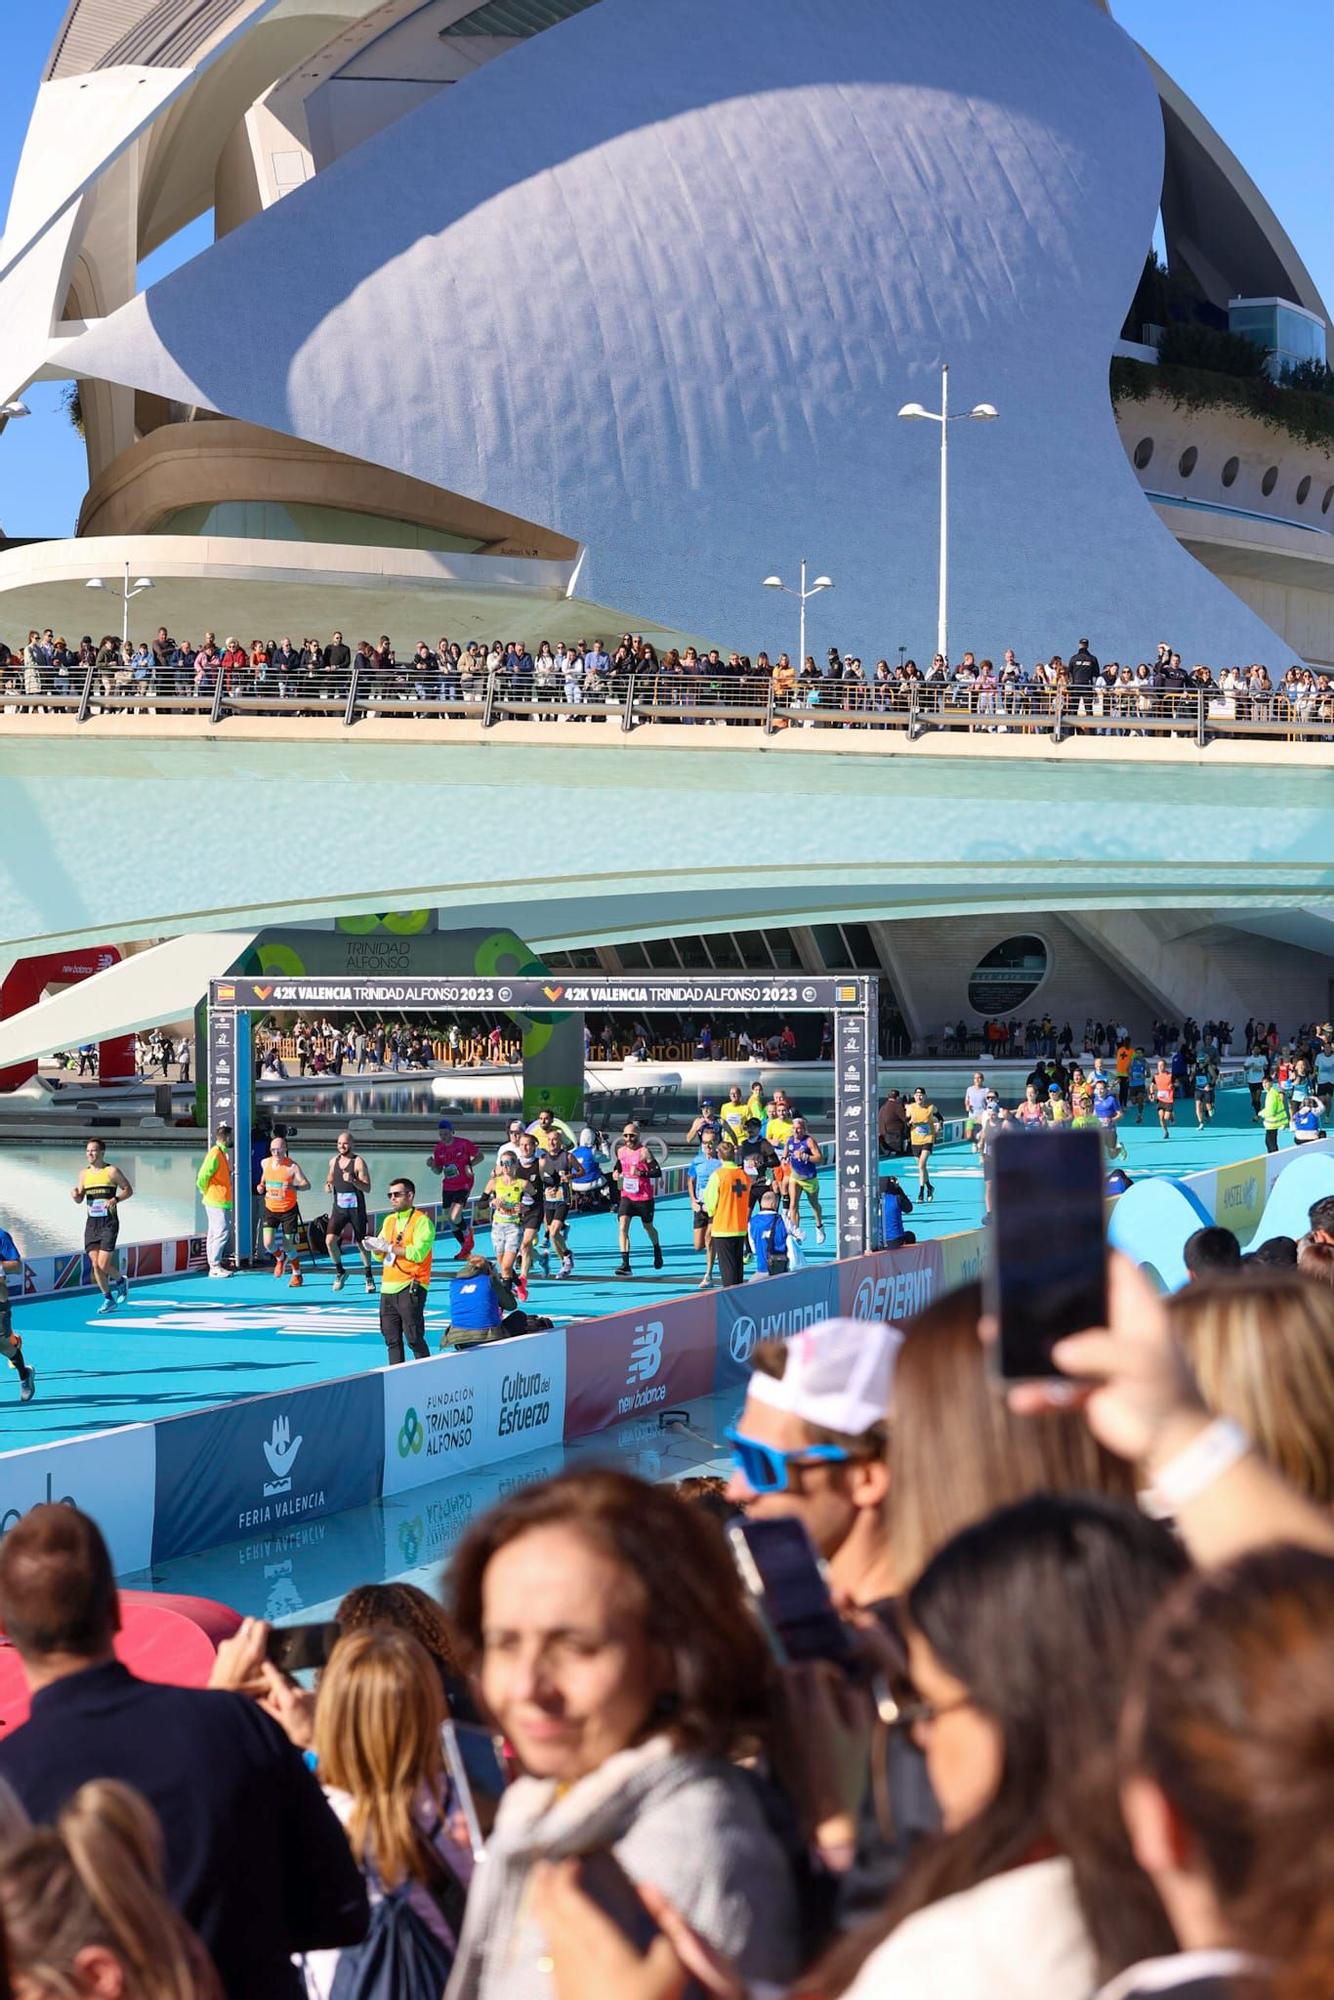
[397,1407,424,1458]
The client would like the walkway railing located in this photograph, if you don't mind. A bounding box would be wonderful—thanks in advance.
[3,667,1331,745]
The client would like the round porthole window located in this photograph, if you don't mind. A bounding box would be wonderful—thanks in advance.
[1133,437,1154,470]
[967,935,1049,1016]
[1296,474,1312,504]
[1221,456,1239,488]
[1261,466,1278,496]
[1178,446,1198,478]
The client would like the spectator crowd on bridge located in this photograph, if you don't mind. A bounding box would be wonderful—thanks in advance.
[3,626,1330,732]
[0,1212,1331,2000]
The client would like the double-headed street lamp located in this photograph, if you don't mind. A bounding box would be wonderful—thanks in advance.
[763,559,833,672]
[898,363,997,665]
[86,560,155,647]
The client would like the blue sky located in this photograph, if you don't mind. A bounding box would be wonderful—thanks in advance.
[1,0,1330,537]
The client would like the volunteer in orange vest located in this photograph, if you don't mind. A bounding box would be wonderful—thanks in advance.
[195,1122,234,1279]
[702,1141,752,1290]
[366,1175,435,1363]
[257,1134,311,1286]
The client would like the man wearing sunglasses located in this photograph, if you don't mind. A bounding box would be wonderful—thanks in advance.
[364,1178,435,1364]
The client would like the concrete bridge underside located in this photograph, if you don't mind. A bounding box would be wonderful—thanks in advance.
[2,720,1331,959]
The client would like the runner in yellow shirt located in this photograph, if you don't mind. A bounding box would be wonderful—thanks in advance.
[905,1088,941,1200]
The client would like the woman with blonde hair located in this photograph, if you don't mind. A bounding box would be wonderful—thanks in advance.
[889,1280,1137,1583]
[0,1778,221,1999]
[300,1625,472,1998]
[1166,1270,1334,1505]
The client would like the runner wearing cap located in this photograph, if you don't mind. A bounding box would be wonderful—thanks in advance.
[686,1099,720,1145]
[484,1147,526,1289]
[427,1118,481,1257]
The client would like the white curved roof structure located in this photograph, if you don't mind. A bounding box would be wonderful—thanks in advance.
[0,0,1325,662]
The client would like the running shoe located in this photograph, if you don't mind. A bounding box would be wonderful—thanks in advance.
[815,1225,827,1245]
[364,1275,376,1295]
[288,1266,304,1287]
[558,1257,574,1279]
[652,1243,664,1270]
[332,1271,346,1292]
[97,1294,117,1314]
[114,1275,129,1304]
[515,1275,529,1303]
[207,1268,233,1280]
[538,1249,552,1279]
[696,1276,712,1290]
[787,1223,804,1243]
[615,1261,632,1278]
[461,1227,475,1256]
[19,1367,35,1403]
[273,1254,286,1278]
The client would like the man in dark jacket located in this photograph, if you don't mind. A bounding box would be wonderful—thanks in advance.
[0,1505,367,2000]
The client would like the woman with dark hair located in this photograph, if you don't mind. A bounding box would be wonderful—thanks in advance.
[1114,1545,1334,2000]
[443,1467,799,1998]
[810,1495,1186,2000]
[336,1578,473,1716]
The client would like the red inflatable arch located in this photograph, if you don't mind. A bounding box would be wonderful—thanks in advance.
[0,947,135,1092]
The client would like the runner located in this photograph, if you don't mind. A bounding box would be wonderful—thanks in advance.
[1127,1047,1149,1124]
[1192,1051,1217,1128]
[536,1134,575,1279]
[365,1176,434,1365]
[427,1118,481,1256]
[687,1132,724,1288]
[71,1139,133,1313]
[1013,1083,1046,1129]
[1248,1054,1279,1132]
[613,1124,664,1278]
[719,1086,750,1148]
[1092,1080,1127,1161]
[904,1087,941,1200]
[484,1146,526,1290]
[511,1133,547,1298]
[1152,1061,1176,1140]
[493,1118,527,1172]
[526,1107,577,1150]
[963,1071,989,1146]
[256,1134,310,1284]
[322,1131,374,1294]
[0,1222,36,1402]
[195,1122,234,1279]
[784,1116,826,1241]
[738,1117,782,1212]
[685,1098,719,1146]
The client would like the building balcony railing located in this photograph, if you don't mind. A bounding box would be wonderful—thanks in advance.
[1,665,1331,747]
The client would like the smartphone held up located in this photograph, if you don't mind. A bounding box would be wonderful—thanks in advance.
[984,1125,1108,1383]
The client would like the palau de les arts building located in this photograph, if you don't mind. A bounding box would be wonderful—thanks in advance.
[1,0,1332,669]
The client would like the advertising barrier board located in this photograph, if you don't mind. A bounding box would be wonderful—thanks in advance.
[382,1332,567,1496]
[152,1368,385,1563]
[0,1424,156,1576]
[564,1290,718,1437]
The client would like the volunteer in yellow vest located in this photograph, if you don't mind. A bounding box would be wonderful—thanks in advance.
[365,1176,435,1364]
[196,1123,234,1280]
[256,1135,311,1287]
[702,1141,752,1290]
[1261,1076,1290,1157]
[71,1138,133,1314]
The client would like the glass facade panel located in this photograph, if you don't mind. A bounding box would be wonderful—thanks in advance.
[153,500,484,552]
[733,931,775,968]
[967,935,1049,1016]
[644,938,680,969]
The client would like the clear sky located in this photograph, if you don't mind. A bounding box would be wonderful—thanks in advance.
[1,0,1330,538]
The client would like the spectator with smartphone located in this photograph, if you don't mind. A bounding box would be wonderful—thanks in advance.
[0,1505,369,2000]
[445,1467,801,1996]
[0,1778,223,2000]
[298,1627,473,2000]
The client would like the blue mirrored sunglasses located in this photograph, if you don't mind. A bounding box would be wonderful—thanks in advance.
[724,1424,850,1495]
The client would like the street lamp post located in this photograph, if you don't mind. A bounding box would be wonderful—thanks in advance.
[763,559,834,672]
[86,561,154,647]
[898,364,997,665]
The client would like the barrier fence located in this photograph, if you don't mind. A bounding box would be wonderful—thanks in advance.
[3,666,1331,745]
[3,1137,1328,1578]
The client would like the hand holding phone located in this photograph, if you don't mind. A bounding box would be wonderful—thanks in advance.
[441,1720,509,1859]
[984,1126,1108,1382]
[264,1620,341,1675]
[728,1517,853,1669]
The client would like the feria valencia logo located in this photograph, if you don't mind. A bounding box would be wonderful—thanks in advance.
[262,1414,303,1497]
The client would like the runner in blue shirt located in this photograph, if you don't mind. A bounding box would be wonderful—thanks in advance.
[687,1133,725,1284]
[1127,1051,1149,1124]
[1092,1081,1127,1161]
[0,1226,35,1402]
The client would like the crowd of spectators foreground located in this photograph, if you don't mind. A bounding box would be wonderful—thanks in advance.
[0,1213,1329,1999]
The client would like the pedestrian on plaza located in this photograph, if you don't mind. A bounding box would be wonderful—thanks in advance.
[195,1123,234,1279]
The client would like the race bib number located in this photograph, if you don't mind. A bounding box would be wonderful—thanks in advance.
[622,1175,642,1197]
[88,1197,110,1217]
[744,1158,758,1176]
[335,1191,359,1209]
